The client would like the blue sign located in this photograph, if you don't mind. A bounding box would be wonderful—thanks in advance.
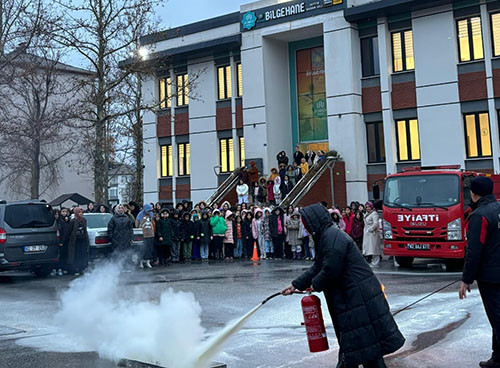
[241,11,257,30]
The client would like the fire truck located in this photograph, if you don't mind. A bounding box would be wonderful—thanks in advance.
[373,165,500,268]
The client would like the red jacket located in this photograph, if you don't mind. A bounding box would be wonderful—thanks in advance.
[343,213,355,235]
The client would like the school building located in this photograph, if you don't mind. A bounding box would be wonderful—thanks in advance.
[137,0,500,206]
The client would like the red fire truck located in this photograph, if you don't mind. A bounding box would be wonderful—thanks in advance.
[373,165,500,268]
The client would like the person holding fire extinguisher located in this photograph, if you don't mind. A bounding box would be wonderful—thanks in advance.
[282,204,405,368]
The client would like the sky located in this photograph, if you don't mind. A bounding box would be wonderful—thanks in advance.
[157,0,249,29]
[65,0,249,69]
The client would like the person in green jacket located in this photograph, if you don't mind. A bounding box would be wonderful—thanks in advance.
[210,209,227,260]
[156,209,173,265]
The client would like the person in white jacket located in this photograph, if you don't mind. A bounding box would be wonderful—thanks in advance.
[362,201,382,267]
[236,179,249,204]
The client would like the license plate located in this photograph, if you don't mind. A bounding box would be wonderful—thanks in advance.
[24,245,48,253]
[407,244,430,251]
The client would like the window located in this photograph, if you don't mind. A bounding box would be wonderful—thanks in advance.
[239,137,245,167]
[237,63,243,97]
[177,143,190,176]
[366,122,385,163]
[361,36,380,77]
[220,138,235,173]
[217,65,232,100]
[160,145,173,177]
[392,30,414,72]
[109,187,118,199]
[464,112,492,158]
[4,204,54,229]
[396,119,420,161]
[491,13,500,57]
[176,73,189,106]
[457,17,484,62]
[159,77,171,109]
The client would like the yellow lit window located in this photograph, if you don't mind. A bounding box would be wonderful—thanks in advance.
[177,143,190,176]
[397,120,408,161]
[396,119,420,161]
[457,17,484,62]
[404,31,414,71]
[392,30,414,72]
[239,137,245,167]
[217,65,232,100]
[159,79,166,109]
[220,138,235,173]
[176,73,188,106]
[492,13,500,57]
[160,145,173,177]
[185,143,190,175]
[465,113,491,158]
[237,63,243,97]
[159,77,171,109]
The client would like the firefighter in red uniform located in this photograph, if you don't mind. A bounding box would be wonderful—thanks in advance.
[460,176,500,368]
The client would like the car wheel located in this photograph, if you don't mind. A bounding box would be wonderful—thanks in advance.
[33,265,54,277]
[395,256,414,268]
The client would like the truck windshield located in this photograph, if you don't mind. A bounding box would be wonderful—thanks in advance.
[384,174,460,209]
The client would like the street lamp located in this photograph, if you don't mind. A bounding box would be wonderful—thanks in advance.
[213,165,222,177]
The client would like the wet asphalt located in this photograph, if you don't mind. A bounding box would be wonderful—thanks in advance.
[0,258,490,368]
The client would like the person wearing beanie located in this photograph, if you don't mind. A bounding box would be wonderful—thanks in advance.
[460,176,500,368]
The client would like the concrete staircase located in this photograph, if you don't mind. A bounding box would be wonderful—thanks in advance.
[281,156,338,209]
[206,168,241,207]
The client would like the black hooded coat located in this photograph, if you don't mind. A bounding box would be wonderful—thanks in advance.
[292,204,405,366]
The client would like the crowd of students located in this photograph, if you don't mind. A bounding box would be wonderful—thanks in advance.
[115,197,383,269]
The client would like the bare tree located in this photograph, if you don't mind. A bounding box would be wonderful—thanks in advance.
[0,0,49,83]
[0,47,88,199]
[54,0,161,205]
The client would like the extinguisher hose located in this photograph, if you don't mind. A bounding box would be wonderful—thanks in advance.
[261,290,305,305]
[391,279,461,317]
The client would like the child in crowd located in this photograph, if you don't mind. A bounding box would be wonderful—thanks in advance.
[156,209,172,266]
[199,211,212,261]
[287,211,302,260]
[180,212,194,262]
[234,215,243,259]
[243,211,254,258]
[261,208,273,259]
[223,211,235,260]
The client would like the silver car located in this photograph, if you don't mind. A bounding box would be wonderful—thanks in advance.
[84,213,143,258]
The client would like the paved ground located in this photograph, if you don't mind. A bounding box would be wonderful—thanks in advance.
[0,258,491,368]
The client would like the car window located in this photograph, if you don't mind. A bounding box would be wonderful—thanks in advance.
[4,204,55,229]
[84,214,112,229]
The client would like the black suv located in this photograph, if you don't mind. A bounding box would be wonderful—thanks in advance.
[0,200,59,277]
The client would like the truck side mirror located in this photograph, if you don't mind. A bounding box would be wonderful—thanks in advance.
[373,184,380,200]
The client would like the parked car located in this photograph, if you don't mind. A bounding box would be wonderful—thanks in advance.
[84,213,143,258]
[0,200,59,277]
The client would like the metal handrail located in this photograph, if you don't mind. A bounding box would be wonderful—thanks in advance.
[281,157,337,208]
[206,168,241,207]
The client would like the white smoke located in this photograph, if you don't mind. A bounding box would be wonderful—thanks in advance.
[56,261,206,368]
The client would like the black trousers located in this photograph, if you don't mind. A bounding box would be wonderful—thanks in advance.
[342,359,387,368]
[479,282,500,360]
[272,234,285,258]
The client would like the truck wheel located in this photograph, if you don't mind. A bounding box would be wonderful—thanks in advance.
[396,257,414,268]
[33,265,53,278]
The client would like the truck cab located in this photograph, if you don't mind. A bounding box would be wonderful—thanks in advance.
[375,165,479,268]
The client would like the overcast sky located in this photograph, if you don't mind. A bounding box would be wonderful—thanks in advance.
[157,0,248,28]
[65,0,248,68]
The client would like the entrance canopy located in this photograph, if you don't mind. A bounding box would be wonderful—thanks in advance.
[50,193,93,207]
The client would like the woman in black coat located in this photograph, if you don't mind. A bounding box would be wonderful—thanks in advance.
[283,204,405,368]
[269,207,285,259]
[108,204,134,251]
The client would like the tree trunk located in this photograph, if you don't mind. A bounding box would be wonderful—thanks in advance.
[31,138,40,199]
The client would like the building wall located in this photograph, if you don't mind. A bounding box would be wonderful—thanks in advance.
[140,0,500,207]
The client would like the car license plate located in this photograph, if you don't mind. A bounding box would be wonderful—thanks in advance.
[407,244,430,251]
[24,245,48,253]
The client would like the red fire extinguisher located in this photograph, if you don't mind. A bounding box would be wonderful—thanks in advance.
[301,289,329,353]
